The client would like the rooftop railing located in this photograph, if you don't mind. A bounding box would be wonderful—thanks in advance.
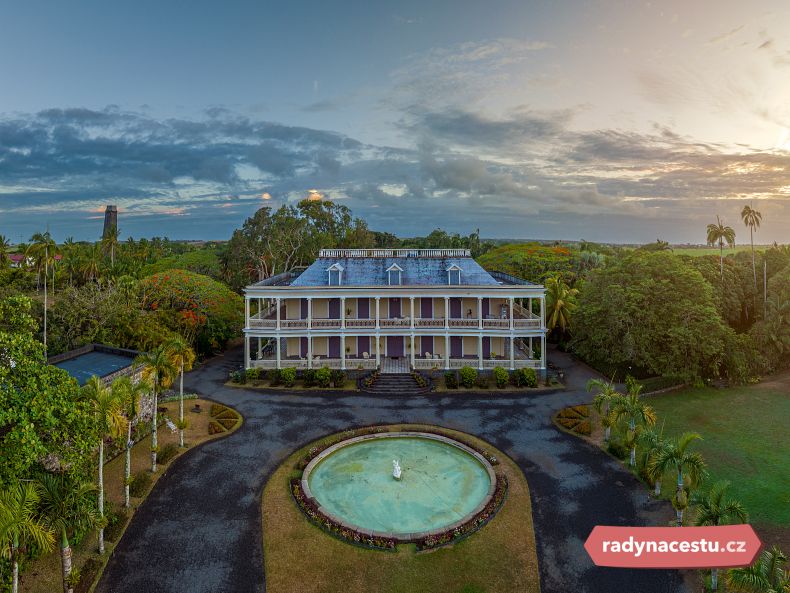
[318,248,471,258]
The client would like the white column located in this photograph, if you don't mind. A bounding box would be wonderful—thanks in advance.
[257,337,262,359]
[477,297,483,329]
[341,297,346,329]
[244,335,250,369]
[276,336,281,368]
[540,297,545,329]
[410,296,415,329]
[445,334,450,369]
[276,297,281,330]
[529,336,533,359]
[444,296,449,329]
[341,335,346,370]
[375,335,381,367]
[307,336,313,369]
[478,334,483,370]
[509,336,515,370]
[410,334,415,369]
[375,297,380,330]
[528,297,532,319]
[245,297,250,328]
[307,297,313,328]
[509,297,514,329]
[541,334,546,370]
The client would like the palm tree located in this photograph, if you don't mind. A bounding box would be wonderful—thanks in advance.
[112,375,152,507]
[649,432,707,525]
[0,482,55,593]
[741,204,762,290]
[102,224,120,267]
[82,243,103,283]
[544,274,579,339]
[693,481,748,591]
[134,346,177,473]
[165,337,196,448]
[611,379,657,467]
[587,378,619,442]
[727,546,789,593]
[0,235,10,269]
[37,473,99,593]
[706,215,736,282]
[82,376,127,554]
[636,424,666,496]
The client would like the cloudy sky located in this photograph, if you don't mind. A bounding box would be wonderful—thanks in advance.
[2,0,790,243]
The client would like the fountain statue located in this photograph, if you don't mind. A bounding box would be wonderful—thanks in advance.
[392,459,402,480]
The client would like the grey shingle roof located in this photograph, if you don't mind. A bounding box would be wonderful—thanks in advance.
[290,257,501,287]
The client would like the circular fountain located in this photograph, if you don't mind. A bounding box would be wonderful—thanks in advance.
[300,432,496,540]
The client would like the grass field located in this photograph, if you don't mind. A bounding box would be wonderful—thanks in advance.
[261,424,540,593]
[646,378,790,548]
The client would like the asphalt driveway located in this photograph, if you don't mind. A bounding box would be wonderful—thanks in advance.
[96,347,686,593]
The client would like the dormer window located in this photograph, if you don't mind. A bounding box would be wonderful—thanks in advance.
[446,264,462,285]
[326,263,344,286]
[387,263,403,286]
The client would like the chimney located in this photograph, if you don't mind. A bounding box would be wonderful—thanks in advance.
[102,205,118,239]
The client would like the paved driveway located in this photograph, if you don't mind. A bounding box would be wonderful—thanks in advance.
[97,348,686,593]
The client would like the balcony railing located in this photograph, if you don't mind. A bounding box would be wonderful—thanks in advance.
[246,316,542,331]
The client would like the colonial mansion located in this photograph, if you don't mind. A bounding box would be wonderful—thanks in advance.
[243,249,546,375]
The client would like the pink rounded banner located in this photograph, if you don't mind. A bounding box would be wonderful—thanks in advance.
[584,525,762,569]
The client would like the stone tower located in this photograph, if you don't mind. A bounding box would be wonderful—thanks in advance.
[102,205,118,238]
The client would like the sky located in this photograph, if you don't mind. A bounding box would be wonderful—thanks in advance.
[1,0,790,244]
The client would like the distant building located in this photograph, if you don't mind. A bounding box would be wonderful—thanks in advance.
[103,205,118,238]
[242,248,547,375]
[48,343,139,386]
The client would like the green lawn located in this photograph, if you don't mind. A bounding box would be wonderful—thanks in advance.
[647,383,790,530]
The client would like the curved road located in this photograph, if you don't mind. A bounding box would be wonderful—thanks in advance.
[97,347,686,593]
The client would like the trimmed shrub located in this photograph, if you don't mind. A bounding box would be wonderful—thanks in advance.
[459,366,477,388]
[330,369,346,387]
[411,371,428,388]
[492,366,509,388]
[215,408,237,420]
[444,371,458,389]
[129,471,152,498]
[157,443,179,465]
[574,420,592,435]
[210,403,228,417]
[557,416,581,430]
[229,370,246,384]
[269,368,281,386]
[302,368,317,387]
[245,368,263,381]
[217,417,238,429]
[280,367,296,387]
[475,375,490,389]
[208,420,225,435]
[315,367,331,388]
[512,367,538,388]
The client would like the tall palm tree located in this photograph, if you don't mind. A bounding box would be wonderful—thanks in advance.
[165,337,196,448]
[706,215,736,282]
[0,482,55,593]
[134,346,177,473]
[727,546,789,593]
[82,376,127,554]
[544,274,579,339]
[693,481,748,591]
[636,424,666,496]
[112,375,152,507]
[37,473,99,593]
[0,235,10,269]
[649,432,707,526]
[102,224,120,267]
[82,243,103,283]
[741,204,762,290]
[611,379,657,467]
[587,377,619,442]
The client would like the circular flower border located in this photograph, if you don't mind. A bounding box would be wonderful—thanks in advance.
[289,425,509,551]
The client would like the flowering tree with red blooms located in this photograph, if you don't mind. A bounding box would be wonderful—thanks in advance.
[139,270,243,356]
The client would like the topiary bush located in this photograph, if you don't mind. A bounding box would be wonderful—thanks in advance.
[229,370,246,384]
[512,367,538,388]
[459,366,477,388]
[129,471,152,498]
[269,368,281,386]
[492,366,509,388]
[475,375,490,389]
[315,367,331,388]
[330,369,346,387]
[208,420,225,435]
[302,368,317,387]
[245,368,263,381]
[280,367,296,387]
[444,371,458,389]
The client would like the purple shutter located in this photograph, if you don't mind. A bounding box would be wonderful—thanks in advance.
[357,336,370,355]
[329,336,341,358]
[389,298,401,317]
[450,336,462,357]
[328,298,340,319]
[300,337,308,357]
[357,298,370,319]
[450,298,462,319]
[387,336,404,356]
[483,337,491,358]
[482,298,490,318]
[420,297,433,319]
[421,336,434,356]
[300,299,308,319]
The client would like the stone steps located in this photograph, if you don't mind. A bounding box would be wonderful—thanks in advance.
[359,373,432,395]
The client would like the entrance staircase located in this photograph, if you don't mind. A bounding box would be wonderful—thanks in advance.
[359,372,432,395]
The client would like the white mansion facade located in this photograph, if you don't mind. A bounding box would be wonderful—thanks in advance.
[243,249,546,374]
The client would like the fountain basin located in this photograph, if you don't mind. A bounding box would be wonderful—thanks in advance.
[301,432,496,541]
